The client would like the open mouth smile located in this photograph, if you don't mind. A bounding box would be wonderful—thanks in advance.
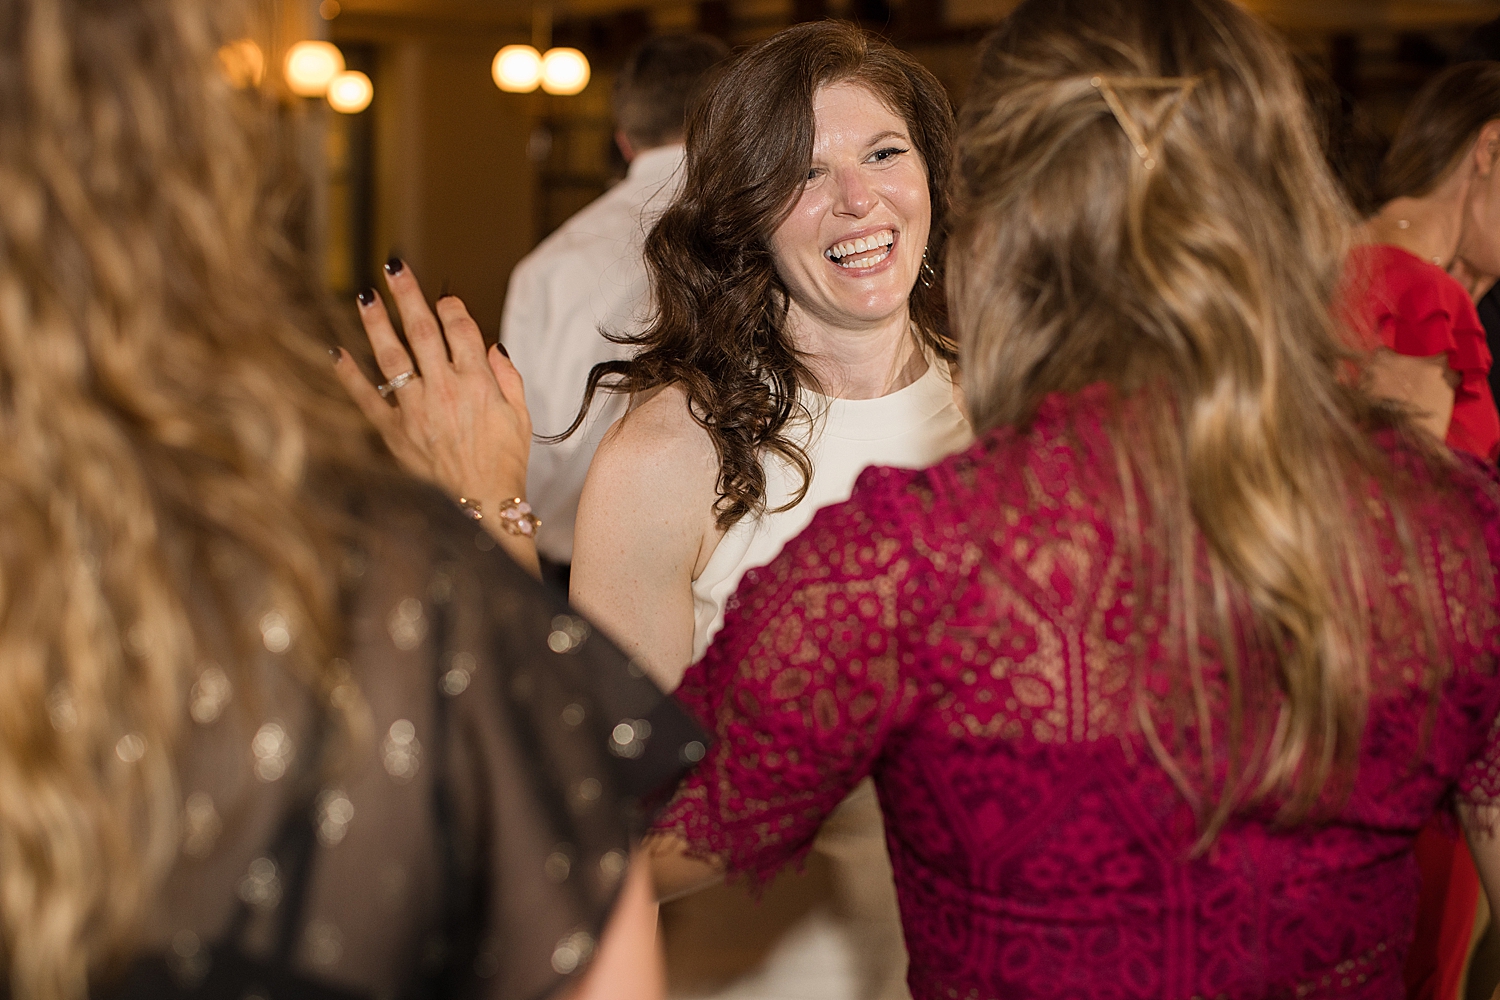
[824,229,895,270]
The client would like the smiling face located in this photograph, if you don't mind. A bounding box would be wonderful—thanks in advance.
[769,81,932,338]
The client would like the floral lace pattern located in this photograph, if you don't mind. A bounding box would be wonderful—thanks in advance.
[657,388,1500,1000]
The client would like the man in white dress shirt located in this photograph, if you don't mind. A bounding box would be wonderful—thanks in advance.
[501,34,728,586]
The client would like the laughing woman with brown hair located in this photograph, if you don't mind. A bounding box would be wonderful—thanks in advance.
[343,22,970,1000]
[0,1,699,998]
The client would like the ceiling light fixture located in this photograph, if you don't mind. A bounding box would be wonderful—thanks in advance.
[540,47,589,95]
[283,40,344,98]
[491,5,589,96]
[327,70,373,113]
[493,44,543,92]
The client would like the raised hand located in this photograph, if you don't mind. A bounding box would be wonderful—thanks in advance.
[334,258,538,574]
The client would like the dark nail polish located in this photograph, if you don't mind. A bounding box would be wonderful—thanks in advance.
[384,257,404,275]
[497,342,510,358]
[356,287,375,306]
[328,347,341,362]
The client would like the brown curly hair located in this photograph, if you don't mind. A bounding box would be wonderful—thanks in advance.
[562,20,956,529]
[0,0,380,995]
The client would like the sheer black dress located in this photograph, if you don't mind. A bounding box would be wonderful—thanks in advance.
[96,480,703,1000]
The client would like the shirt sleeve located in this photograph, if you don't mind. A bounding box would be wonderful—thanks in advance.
[1375,258,1500,461]
[1380,302,1461,360]
[653,466,935,885]
[1443,296,1500,462]
[430,495,705,999]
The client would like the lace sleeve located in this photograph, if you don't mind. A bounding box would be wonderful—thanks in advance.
[427,499,706,999]
[654,466,935,885]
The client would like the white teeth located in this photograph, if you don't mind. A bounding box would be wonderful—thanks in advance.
[824,229,895,262]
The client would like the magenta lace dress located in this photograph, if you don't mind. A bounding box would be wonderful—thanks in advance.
[656,387,1500,1000]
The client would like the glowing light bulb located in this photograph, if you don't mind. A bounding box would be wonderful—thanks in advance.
[540,47,590,96]
[283,40,344,98]
[492,45,542,93]
[327,70,373,113]
[217,39,265,89]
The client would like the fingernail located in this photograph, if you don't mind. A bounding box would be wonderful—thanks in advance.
[497,342,510,358]
[357,287,375,306]
[328,347,341,362]
[384,257,404,275]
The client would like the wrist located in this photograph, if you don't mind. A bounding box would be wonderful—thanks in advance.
[455,495,541,539]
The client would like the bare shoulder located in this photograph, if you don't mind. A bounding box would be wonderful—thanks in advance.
[574,384,720,684]
[593,384,719,494]
[579,384,721,575]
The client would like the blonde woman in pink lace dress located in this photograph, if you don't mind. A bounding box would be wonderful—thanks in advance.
[648,0,1500,995]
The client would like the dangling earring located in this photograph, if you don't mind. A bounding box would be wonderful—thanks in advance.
[920,246,936,289]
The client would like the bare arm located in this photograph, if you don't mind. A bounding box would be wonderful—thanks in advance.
[1458,807,1500,999]
[559,856,664,1000]
[569,387,722,691]
[1365,349,1459,443]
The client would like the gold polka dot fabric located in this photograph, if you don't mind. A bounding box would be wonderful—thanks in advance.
[104,479,704,1000]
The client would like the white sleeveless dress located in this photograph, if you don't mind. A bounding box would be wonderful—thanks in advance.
[661,358,971,1000]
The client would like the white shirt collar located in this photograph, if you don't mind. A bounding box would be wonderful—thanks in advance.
[626,143,686,187]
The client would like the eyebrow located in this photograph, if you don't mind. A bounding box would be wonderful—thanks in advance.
[865,130,911,147]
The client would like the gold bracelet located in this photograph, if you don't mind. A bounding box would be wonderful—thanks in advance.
[457,496,540,537]
[495,497,541,537]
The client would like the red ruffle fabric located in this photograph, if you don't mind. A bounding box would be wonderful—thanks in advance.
[1347,243,1500,462]
[658,386,1500,1000]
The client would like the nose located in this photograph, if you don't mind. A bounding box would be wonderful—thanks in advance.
[831,165,877,218]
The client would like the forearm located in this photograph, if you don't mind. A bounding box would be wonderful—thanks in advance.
[456,476,540,580]
[1461,805,1500,1000]
[488,529,541,579]
[560,855,663,1000]
[1365,349,1456,442]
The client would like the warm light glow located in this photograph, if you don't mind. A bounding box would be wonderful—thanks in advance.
[540,47,590,95]
[492,44,542,92]
[327,70,373,113]
[318,0,341,18]
[217,39,265,89]
[283,40,344,97]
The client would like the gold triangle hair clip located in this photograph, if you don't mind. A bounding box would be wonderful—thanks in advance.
[1089,73,1207,170]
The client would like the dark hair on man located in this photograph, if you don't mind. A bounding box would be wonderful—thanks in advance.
[1377,60,1500,204]
[612,33,730,152]
[1457,15,1500,63]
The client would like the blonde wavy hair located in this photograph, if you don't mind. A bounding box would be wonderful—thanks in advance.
[952,0,1452,841]
[0,0,379,995]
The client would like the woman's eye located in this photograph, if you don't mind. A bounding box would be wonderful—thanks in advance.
[871,146,910,163]
[806,167,821,180]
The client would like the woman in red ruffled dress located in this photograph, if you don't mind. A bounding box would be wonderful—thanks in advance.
[1352,64,1500,465]
[1348,61,1500,1000]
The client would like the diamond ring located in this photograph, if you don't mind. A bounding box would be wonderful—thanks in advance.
[377,369,418,398]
